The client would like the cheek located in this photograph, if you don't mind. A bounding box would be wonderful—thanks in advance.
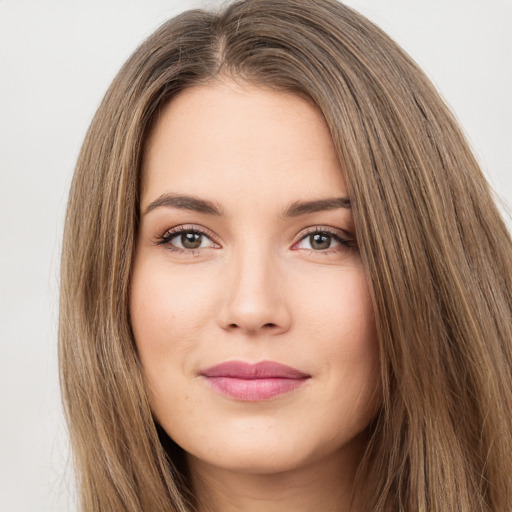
[129,259,217,420]
[130,260,216,360]
[298,265,376,347]
[298,266,380,405]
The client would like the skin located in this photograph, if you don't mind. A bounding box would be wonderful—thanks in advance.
[130,78,381,512]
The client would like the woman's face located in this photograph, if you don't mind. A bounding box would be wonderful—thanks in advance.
[130,80,381,477]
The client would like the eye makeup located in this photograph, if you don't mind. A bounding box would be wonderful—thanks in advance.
[154,224,358,257]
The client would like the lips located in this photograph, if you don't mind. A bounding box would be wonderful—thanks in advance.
[201,361,311,401]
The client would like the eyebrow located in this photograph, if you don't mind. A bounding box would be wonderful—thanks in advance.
[143,193,351,217]
[282,196,351,217]
[144,193,225,216]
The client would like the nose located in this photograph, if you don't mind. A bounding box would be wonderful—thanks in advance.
[216,246,292,336]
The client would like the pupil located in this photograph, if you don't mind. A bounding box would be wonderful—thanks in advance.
[311,233,330,250]
[182,232,202,249]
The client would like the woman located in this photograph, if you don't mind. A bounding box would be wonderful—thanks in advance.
[59,0,512,510]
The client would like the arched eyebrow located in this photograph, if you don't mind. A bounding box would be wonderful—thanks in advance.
[143,193,351,217]
[144,193,225,216]
[281,197,351,217]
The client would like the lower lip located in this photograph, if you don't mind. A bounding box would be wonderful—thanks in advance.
[203,376,308,401]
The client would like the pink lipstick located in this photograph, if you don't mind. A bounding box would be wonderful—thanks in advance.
[200,361,310,401]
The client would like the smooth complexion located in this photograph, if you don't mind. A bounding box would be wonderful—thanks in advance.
[130,79,381,512]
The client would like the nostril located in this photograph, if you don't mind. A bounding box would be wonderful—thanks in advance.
[227,322,277,330]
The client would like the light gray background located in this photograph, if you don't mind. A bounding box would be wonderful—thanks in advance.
[1,1,510,511]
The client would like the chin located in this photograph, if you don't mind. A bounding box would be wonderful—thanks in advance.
[189,443,313,475]
[179,422,365,477]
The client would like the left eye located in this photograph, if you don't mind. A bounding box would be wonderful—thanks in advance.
[295,232,342,251]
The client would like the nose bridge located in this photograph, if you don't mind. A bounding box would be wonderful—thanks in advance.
[218,236,290,334]
[234,241,274,300]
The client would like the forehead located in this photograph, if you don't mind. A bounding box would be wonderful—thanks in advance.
[141,80,347,210]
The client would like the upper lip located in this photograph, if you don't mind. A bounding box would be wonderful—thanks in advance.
[201,360,310,379]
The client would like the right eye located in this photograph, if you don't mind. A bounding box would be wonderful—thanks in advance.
[157,226,219,254]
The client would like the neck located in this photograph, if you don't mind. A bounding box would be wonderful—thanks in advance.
[187,436,367,512]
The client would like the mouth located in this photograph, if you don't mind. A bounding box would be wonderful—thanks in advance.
[200,360,311,401]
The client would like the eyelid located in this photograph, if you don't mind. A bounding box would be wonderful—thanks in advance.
[157,224,220,248]
[293,225,351,243]
[155,223,355,254]
[291,225,357,254]
[298,224,352,239]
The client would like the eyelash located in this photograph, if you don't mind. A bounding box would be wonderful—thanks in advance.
[156,225,357,256]
[295,227,357,254]
[156,225,218,256]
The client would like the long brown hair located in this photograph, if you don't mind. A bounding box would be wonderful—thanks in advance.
[59,0,512,510]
